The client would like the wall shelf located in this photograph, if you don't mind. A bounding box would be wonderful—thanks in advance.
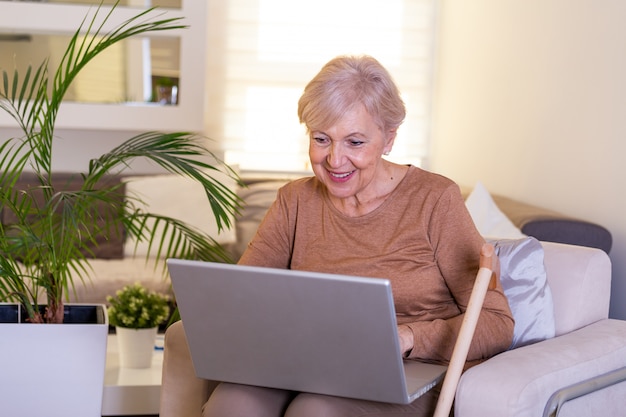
[0,0,207,132]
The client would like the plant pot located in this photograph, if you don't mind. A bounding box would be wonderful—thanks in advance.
[0,303,108,417]
[116,326,158,368]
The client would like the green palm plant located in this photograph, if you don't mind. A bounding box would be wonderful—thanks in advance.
[0,2,242,324]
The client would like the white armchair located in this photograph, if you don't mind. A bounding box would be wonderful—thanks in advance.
[455,241,626,416]
[160,241,626,417]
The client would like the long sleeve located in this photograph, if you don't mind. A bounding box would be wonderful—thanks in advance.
[237,179,301,268]
[402,185,514,365]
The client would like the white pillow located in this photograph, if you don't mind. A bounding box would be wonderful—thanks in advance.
[491,237,556,349]
[465,182,526,240]
[124,169,238,257]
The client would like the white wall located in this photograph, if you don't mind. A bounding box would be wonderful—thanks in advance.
[431,0,626,318]
[0,127,180,174]
[0,127,224,174]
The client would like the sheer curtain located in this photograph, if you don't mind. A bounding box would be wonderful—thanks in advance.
[204,0,436,173]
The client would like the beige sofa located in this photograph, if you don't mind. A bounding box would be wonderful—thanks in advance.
[159,240,626,416]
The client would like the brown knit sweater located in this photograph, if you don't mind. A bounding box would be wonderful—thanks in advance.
[239,166,514,365]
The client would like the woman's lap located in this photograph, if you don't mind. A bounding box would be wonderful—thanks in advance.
[202,382,441,417]
[202,383,295,417]
[285,389,439,417]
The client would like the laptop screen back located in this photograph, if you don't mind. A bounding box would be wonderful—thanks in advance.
[168,259,444,404]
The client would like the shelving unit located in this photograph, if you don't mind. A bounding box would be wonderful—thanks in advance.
[0,0,207,132]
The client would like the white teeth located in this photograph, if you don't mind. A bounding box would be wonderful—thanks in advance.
[330,171,352,178]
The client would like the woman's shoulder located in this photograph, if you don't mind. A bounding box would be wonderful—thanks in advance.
[395,166,468,222]
[403,165,460,195]
[277,176,325,201]
[280,175,319,191]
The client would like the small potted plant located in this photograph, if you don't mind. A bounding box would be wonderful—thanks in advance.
[107,282,171,368]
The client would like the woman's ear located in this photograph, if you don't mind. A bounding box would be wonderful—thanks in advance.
[383,129,398,155]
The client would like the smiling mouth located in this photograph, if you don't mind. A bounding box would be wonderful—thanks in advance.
[328,170,355,181]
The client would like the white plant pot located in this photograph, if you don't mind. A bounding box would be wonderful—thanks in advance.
[0,303,108,417]
[116,326,158,368]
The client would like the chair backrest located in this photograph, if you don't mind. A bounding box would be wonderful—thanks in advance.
[542,241,611,336]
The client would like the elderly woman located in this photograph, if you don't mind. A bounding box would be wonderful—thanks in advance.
[203,55,514,417]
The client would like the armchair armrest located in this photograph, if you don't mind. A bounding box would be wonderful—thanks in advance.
[542,365,626,417]
[541,242,611,335]
[455,319,626,417]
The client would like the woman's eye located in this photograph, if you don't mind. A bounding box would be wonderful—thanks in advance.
[313,136,328,144]
[349,140,364,146]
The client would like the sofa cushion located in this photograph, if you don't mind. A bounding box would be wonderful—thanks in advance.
[490,193,613,253]
[492,236,556,349]
[465,181,526,239]
[521,218,613,254]
[123,171,238,257]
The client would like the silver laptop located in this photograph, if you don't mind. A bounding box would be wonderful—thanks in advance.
[167,259,447,404]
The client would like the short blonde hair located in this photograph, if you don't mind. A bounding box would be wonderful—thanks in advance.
[298,55,406,133]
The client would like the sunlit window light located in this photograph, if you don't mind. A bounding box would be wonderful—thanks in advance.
[217,0,435,173]
[257,0,404,65]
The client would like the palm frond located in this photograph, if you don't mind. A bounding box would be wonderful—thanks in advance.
[88,131,244,231]
[0,62,49,136]
[0,139,31,185]
[122,212,233,264]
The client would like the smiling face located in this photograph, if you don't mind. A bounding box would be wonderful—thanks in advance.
[309,104,397,211]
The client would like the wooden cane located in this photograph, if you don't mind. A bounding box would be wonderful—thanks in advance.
[432,245,497,417]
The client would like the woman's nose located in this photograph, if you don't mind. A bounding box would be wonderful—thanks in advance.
[327,143,343,167]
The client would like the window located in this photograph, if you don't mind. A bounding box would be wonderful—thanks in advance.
[205,0,437,173]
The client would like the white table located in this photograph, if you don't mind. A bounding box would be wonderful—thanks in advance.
[102,333,164,416]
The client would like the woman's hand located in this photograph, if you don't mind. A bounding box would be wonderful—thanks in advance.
[397,325,414,356]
